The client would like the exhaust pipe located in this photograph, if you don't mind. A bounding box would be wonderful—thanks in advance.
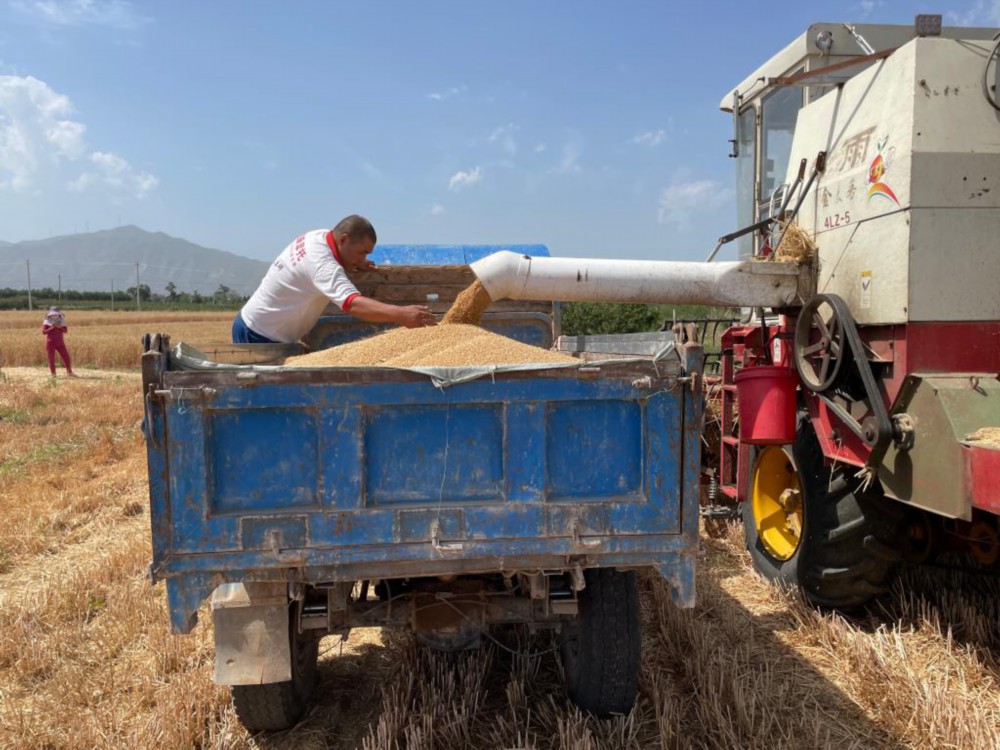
[470,251,806,308]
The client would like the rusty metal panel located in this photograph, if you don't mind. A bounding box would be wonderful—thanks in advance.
[145,357,700,632]
[880,374,1000,519]
[207,408,319,513]
[364,404,505,505]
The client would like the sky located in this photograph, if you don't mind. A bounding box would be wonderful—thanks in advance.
[0,0,998,263]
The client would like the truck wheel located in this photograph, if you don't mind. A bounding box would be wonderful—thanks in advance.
[742,414,900,609]
[231,617,319,732]
[561,568,640,718]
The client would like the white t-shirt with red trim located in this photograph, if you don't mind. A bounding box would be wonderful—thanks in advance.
[240,229,361,343]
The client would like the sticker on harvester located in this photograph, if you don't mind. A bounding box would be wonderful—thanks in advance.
[773,336,782,364]
[860,270,872,309]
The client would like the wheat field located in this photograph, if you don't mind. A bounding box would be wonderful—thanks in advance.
[0,311,234,369]
[0,359,998,749]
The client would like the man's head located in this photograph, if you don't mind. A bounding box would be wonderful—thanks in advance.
[333,215,377,271]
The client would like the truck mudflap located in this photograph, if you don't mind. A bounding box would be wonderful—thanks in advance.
[211,582,291,685]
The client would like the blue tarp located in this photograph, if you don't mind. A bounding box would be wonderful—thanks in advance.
[369,244,549,266]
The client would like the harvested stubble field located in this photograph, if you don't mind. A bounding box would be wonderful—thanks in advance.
[2,363,1000,750]
[0,311,234,369]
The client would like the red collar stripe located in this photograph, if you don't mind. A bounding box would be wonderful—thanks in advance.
[325,230,345,266]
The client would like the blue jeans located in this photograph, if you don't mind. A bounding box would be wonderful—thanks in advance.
[232,312,278,344]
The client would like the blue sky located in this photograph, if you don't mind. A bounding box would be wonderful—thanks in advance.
[0,0,997,263]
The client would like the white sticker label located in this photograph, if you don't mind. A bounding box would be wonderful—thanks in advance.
[773,336,782,363]
[860,270,872,309]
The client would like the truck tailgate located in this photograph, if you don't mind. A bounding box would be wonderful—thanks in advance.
[142,347,701,632]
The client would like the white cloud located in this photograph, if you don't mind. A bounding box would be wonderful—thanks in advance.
[427,84,467,101]
[11,0,151,29]
[631,129,666,147]
[489,122,518,156]
[657,179,733,228]
[947,0,1000,24]
[91,149,127,173]
[448,166,482,191]
[133,170,158,195]
[557,142,581,174]
[534,143,546,153]
[428,203,445,216]
[45,119,86,157]
[0,74,157,198]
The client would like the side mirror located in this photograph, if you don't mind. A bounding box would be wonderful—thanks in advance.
[729,91,741,158]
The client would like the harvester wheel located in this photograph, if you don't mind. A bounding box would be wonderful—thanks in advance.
[231,614,319,732]
[795,295,848,392]
[561,568,640,718]
[743,413,901,609]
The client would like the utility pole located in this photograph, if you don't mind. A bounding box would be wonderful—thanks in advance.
[135,263,141,311]
[26,260,32,311]
[58,274,62,304]
[111,279,115,312]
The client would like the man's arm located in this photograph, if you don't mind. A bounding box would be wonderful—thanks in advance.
[348,296,437,328]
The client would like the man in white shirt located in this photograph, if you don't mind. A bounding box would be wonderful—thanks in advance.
[233,215,436,344]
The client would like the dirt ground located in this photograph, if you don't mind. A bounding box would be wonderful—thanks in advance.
[1,365,998,749]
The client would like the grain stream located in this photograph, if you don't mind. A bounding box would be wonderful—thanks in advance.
[284,324,576,368]
[441,279,492,325]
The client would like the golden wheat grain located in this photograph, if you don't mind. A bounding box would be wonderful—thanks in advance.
[284,324,577,368]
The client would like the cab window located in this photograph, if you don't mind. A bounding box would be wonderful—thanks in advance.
[760,85,802,206]
[734,106,756,259]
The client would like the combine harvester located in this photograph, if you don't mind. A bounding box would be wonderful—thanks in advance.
[141,16,1000,732]
[474,17,1000,607]
[711,17,1000,606]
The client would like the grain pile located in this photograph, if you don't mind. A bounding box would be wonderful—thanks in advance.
[442,279,493,325]
[283,324,577,368]
[966,427,1000,448]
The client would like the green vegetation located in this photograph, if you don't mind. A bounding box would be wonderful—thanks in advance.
[0,284,246,311]
[0,437,89,479]
[561,302,738,338]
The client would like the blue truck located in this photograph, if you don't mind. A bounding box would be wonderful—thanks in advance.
[141,246,703,731]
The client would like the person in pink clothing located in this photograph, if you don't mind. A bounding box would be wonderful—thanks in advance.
[42,307,76,377]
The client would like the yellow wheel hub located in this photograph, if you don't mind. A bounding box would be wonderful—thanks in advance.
[751,447,803,561]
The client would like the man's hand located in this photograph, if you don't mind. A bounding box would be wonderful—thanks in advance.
[397,305,437,328]
[355,259,377,272]
[347,297,437,327]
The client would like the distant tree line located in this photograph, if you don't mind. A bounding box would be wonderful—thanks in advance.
[0,283,249,311]
[561,302,737,337]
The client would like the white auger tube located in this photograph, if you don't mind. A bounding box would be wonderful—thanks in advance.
[470,251,805,308]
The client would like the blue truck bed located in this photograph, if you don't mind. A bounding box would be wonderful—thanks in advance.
[140,248,703,726]
[142,342,702,634]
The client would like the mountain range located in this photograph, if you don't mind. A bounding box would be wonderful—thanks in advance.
[0,226,269,295]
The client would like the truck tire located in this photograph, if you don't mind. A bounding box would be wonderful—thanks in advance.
[561,568,640,718]
[742,414,900,610]
[230,617,319,732]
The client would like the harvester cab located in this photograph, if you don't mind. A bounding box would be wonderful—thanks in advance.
[720,19,994,256]
[711,17,1000,608]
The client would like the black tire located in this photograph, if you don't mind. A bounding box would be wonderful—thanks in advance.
[561,568,640,718]
[231,614,319,732]
[743,413,901,610]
